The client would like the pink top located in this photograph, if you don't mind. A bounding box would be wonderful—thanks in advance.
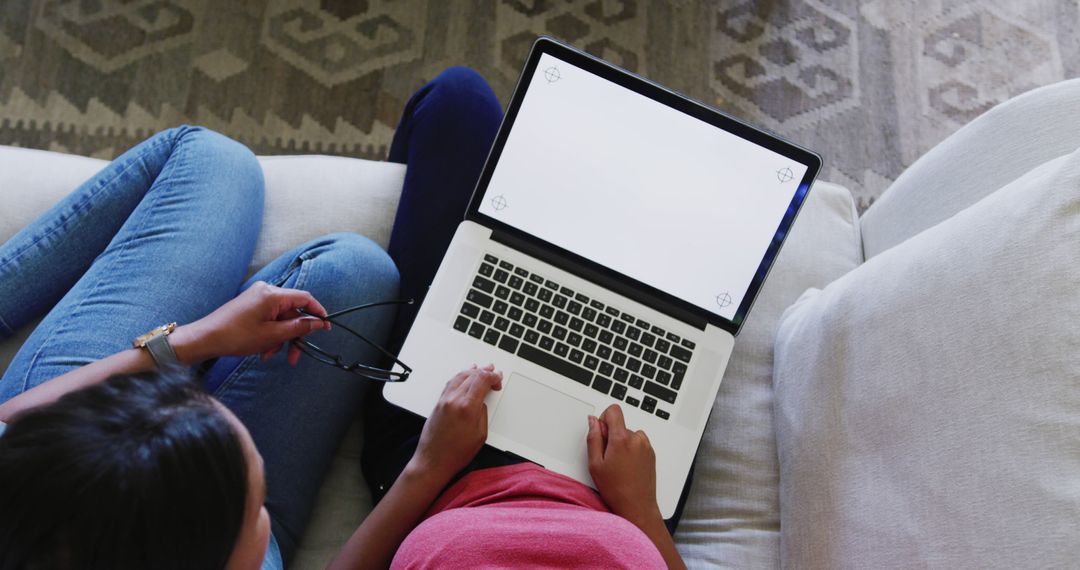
[391,463,666,569]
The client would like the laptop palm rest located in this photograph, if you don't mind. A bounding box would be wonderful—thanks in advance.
[491,373,595,464]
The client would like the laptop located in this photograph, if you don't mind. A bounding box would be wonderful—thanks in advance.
[385,36,820,518]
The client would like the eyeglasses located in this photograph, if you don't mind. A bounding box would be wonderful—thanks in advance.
[293,299,414,382]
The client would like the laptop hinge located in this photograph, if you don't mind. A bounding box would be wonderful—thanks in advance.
[491,229,709,331]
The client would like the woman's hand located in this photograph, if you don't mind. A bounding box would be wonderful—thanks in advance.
[171,281,330,365]
[409,365,503,483]
[587,404,662,527]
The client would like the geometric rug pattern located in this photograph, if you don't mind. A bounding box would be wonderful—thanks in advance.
[2,0,1078,210]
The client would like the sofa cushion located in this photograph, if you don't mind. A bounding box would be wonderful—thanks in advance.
[675,181,862,568]
[773,150,1080,568]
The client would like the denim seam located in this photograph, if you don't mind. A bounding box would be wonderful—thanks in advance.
[16,133,184,392]
[211,254,312,397]
[0,133,176,273]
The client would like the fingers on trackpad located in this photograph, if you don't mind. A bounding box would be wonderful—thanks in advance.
[490,373,594,461]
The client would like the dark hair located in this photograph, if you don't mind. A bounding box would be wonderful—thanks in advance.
[0,370,249,570]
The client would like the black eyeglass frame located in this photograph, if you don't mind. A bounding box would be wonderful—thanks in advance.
[293,299,414,382]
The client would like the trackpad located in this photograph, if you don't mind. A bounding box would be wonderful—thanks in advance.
[491,373,595,461]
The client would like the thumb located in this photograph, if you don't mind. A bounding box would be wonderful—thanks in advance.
[269,316,324,341]
[586,415,604,468]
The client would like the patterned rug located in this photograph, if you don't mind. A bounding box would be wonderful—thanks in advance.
[1,0,1077,210]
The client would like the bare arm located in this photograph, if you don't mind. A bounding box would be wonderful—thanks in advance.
[329,366,503,570]
[0,282,329,423]
[587,405,687,570]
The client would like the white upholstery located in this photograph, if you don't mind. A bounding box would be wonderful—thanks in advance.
[675,181,862,568]
[860,78,1080,259]
[773,149,1080,568]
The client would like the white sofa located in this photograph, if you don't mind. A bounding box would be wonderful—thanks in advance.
[1,78,1076,569]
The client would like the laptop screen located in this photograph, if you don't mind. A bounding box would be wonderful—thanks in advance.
[475,45,817,329]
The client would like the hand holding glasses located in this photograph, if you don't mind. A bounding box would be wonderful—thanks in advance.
[293,299,414,382]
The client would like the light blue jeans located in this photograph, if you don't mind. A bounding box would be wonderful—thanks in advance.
[0,126,399,567]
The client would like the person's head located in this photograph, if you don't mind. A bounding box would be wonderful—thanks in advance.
[0,370,271,569]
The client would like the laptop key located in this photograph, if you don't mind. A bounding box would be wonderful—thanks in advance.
[468,322,485,339]
[590,299,605,310]
[611,384,627,400]
[524,283,539,296]
[629,374,645,389]
[627,358,641,372]
[510,324,525,338]
[479,310,495,325]
[641,364,657,379]
[553,312,569,325]
[555,342,570,357]
[643,349,658,364]
[538,320,553,334]
[612,352,627,366]
[654,338,671,354]
[641,396,657,413]
[529,274,544,284]
[538,288,553,302]
[510,292,525,305]
[461,302,480,318]
[494,285,510,300]
[518,343,592,386]
[514,267,529,278]
[656,370,672,386]
[584,355,599,370]
[644,381,677,404]
[498,336,519,353]
[613,337,628,350]
[508,307,524,321]
[657,355,673,371]
[666,331,680,343]
[552,326,567,340]
[591,377,612,395]
[523,313,538,327]
[681,339,696,350]
[509,276,524,290]
[540,305,554,318]
[560,286,574,296]
[525,299,540,312]
[628,343,643,357]
[620,314,634,324]
[655,409,670,420]
[584,324,599,338]
[525,330,540,344]
[580,307,596,321]
[539,336,555,351]
[599,330,613,344]
[640,332,656,347]
[582,339,597,354]
[567,301,582,316]
[599,362,614,376]
[624,396,640,408]
[605,306,620,317]
[636,318,650,329]
[669,344,693,363]
[611,320,627,334]
[569,349,585,363]
[596,345,612,360]
[484,254,498,264]
[613,368,629,383]
[453,316,469,332]
[651,325,665,336]
[493,300,508,315]
[575,292,589,303]
[567,332,582,347]
[483,329,500,345]
[494,317,510,332]
[553,295,567,309]
[545,279,559,290]
[498,260,513,271]
[466,289,493,308]
[493,269,509,283]
[626,326,641,341]
[473,276,495,293]
[596,314,611,328]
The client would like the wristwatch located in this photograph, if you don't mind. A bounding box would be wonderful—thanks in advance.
[133,322,181,370]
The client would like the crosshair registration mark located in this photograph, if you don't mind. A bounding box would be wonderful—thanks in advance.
[490,194,508,211]
[543,66,561,83]
[715,292,732,309]
[776,167,794,183]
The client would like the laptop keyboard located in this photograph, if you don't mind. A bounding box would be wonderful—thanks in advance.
[452,253,696,421]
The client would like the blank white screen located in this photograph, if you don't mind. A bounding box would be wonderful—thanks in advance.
[478,53,807,320]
